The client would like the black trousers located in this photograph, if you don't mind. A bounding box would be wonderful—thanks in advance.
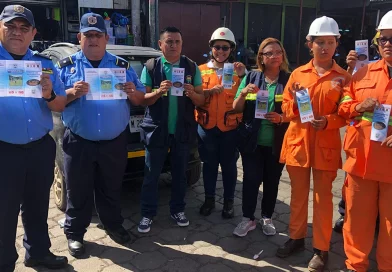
[241,146,284,220]
[63,128,128,241]
[0,134,55,272]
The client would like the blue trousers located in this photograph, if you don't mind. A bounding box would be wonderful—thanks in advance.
[141,135,190,218]
[0,134,55,272]
[197,126,239,200]
[63,128,128,241]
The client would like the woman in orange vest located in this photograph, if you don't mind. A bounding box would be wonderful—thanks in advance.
[196,27,246,218]
[276,16,351,271]
[338,11,392,272]
[231,37,290,237]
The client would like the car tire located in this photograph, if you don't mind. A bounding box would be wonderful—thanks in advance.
[53,162,67,212]
[186,162,202,186]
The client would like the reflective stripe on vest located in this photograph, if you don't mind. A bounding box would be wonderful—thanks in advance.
[245,93,283,102]
[339,95,353,105]
[355,112,392,126]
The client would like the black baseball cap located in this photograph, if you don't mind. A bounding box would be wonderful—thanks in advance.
[80,13,106,33]
[0,5,35,27]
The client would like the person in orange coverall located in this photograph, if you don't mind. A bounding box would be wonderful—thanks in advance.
[275,16,351,271]
[338,11,392,272]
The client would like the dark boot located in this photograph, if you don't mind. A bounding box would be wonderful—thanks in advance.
[276,238,305,258]
[200,196,215,216]
[333,215,344,233]
[24,252,68,269]
[308,249,328,272]
[222,199,234,218]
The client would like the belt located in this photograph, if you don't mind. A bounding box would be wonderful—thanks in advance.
[68,126,128,144]
[0,134,48,149]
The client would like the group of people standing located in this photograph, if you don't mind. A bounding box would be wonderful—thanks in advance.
[0,3,391,272]
[194,13,392,272]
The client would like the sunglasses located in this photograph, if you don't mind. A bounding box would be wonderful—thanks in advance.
[377,37,392,46]
[212,45,231,52]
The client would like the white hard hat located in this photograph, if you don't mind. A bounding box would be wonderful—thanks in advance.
[209,27,236,48]
[306,16,341,40]
[378,10,392,30]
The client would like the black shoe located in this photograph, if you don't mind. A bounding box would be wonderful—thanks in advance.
[24,252,68,269]
[105,225,132,244]
[308,249,328,271]
[68,239,85,257]
[222,199,234,219]
[276,238,305,258]
[200,196,215,216]
[333,215,344,233]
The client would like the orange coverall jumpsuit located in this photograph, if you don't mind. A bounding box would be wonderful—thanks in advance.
[280,60,351,251]
[338,59,392,272]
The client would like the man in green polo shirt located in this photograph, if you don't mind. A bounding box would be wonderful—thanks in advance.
[138,27,204,233]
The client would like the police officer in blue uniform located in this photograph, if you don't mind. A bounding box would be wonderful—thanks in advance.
[137,27,205,233]
[57,13,145,257]
[0,5,68,271]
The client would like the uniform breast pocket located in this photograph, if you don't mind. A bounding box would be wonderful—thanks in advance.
[224,91,235,109]
[65,75,81,89]
[355,80,377,100]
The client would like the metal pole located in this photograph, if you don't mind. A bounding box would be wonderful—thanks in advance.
[360,0,367,39]
[131,0,142,46]
[376,9,381,27]
[296,0,303,66]
[149,0,156,48]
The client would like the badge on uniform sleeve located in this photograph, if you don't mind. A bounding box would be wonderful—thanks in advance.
[42,68,53,74]
[70,67,75,74]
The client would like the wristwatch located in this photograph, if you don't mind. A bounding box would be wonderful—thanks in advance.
[43,90,57,102]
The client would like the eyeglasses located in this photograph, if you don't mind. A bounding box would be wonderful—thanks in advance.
[260,51,283,58]
[377,37,392,46]
[212,46,231,52]
[83,33,105,39]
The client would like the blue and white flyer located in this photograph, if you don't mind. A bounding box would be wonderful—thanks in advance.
[255,90,269,119]
[171,67,184,96]
[355,40,369,71]
[296,88,314,123]
[85,68,126,100]
[0,60,42,98]
[371,104,391,142]
[222,63,234,89]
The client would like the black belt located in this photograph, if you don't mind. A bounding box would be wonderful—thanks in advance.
[0,133,49,149]
[68,126,128,144]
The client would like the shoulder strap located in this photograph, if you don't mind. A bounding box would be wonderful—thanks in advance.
[57,56,74,68]
[115,57,130,69]
[146,57,159,82]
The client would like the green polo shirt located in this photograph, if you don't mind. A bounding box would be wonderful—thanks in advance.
[235,76,276,147]
[140,56,202,134]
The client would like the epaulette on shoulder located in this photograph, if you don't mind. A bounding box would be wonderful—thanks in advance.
[33,52,51,60]
[57,56,74,69]
[115,57,130,69]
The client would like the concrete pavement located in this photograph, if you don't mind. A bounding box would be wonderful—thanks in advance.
[14,161,378,272]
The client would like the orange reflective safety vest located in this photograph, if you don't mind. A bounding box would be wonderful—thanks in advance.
[338,59,392,183]
[280,60,351,171]
[195,62,243,132]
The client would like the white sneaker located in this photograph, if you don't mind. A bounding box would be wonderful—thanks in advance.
[233,217,256,237]
[261,217,276,236]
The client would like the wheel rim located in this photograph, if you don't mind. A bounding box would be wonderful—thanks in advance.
[53,163,63,205]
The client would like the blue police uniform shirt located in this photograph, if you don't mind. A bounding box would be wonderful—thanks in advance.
[58,51,146,141]
[0,44,66,144]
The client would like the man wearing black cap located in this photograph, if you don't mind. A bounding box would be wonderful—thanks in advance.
[0,5,68,271]
[57,12,145,257]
